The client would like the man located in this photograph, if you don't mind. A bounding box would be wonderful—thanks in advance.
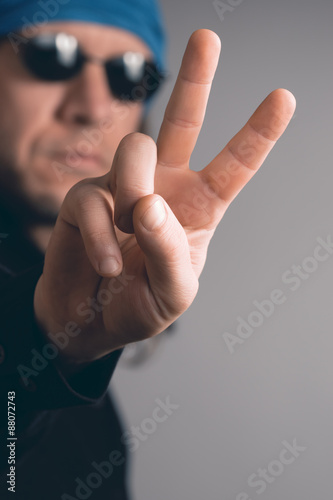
[0,0,296,498]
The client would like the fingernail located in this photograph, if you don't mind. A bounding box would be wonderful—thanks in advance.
[99,256,120,276]
[141,199,167,231]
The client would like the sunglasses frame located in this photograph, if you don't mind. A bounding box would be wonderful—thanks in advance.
[19,31,165,103]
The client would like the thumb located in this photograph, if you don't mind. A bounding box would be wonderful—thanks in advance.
[133,194,198,316]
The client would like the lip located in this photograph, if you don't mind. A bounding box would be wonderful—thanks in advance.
[51,150,107,171]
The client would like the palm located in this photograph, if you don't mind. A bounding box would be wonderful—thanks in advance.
[117,166,214,271]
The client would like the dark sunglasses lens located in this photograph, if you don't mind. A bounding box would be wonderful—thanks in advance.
[106,55,163,102]
[22,35,83,81]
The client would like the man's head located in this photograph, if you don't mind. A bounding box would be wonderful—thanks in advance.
[0,0,165,225]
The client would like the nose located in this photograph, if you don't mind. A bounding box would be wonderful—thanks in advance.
[56,61,116,126]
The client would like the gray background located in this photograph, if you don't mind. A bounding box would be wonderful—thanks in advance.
[111,0,333,499]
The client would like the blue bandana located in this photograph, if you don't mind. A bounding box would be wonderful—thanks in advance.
[0,0,166,71]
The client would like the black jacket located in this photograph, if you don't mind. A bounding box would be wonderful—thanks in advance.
[0,203,129,499]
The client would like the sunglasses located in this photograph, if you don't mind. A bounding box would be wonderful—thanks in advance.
[20,32,164,102]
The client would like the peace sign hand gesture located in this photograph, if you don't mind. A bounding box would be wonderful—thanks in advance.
[34,30,296,369]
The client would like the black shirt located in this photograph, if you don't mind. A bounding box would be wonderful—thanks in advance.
[0,202,129,499]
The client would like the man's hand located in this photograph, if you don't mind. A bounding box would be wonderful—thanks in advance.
[33,29,296,369]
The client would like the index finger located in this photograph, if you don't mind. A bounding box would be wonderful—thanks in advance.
[156,29,221,169]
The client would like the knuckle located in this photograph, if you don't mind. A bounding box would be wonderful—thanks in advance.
[117,182,151,200]
[65,180,93,202]
[87,229,113,244]
[165,113,201,129]
[72,183,100,205]
[64,182,110,219]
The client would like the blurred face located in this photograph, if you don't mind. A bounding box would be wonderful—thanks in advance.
[0,22,152,222]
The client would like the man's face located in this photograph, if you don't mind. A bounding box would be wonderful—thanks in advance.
[0,22,151,222]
